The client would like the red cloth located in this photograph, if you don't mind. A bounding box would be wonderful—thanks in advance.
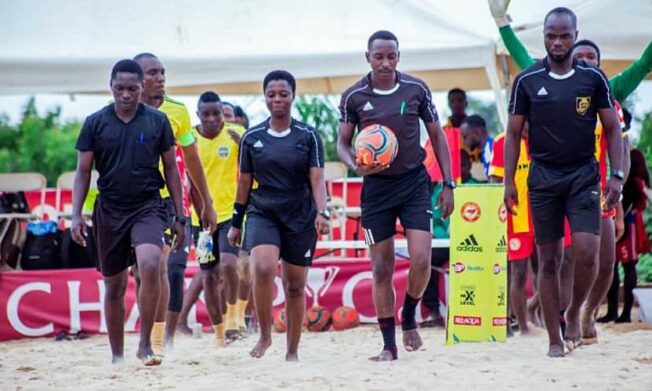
[424,127,461,182]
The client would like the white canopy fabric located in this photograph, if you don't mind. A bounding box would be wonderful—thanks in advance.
[0,0,497,95]
[1,0,649,126]
[429,0,652,80]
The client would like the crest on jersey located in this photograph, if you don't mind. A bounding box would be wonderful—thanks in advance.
[576,96,591,115]
[218,146,229,158]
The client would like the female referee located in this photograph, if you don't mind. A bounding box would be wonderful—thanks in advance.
[228,70,329,361]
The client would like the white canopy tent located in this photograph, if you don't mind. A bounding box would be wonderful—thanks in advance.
[0,0,507,120]
[429,0,652,83]
[1,0,650,127]
[0,0,499,93]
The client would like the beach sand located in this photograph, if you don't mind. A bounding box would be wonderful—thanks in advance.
[2,322,651,391]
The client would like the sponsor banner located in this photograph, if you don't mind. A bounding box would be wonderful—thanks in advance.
[0,259,447,341]
[447,185,507,345]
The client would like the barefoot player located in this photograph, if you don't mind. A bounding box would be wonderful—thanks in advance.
[504,8,623,357]
[337,30,454,361]
[71,59,185,365]
[228,70,329,361]
[133,53,217,353]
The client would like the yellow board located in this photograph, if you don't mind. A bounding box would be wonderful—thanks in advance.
[446,184,507,345]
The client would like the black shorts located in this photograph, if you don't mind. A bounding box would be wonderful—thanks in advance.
[200,220,240,270]
[92,195,168,277]
[361,165,432,245]
[528,160,601,244]
[244,190,317,267]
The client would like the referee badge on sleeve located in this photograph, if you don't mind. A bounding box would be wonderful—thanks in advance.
[576,97,591,115]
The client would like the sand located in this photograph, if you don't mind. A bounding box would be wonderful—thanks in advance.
[1,323,651,391]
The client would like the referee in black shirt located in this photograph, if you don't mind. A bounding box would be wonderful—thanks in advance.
[227,70,329,361]
[504,8,623,357]
[71,60,185,365]
[338,30,454,361]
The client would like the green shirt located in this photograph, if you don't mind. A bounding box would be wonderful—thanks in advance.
[499,25,652,102]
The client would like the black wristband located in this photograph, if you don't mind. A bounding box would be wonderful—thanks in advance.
[231,202,246,229]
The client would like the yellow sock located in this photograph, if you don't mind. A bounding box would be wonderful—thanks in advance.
[237,299,248,329]
[213,323,226,347]
[225,303,238,331]
[151,321,165,355]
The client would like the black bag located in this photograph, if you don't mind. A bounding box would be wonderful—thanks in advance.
[59,227,96,269]
[0,191,30,214]
[20,221,61,270]
[0,218,25,269]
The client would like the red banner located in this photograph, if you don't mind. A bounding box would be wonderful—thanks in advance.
[0,259,447,341]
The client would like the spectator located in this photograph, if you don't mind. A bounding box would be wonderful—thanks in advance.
[460,114,494,182]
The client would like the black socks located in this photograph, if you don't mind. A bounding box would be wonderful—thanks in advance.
[378,316,398,359]
[401,293,420,331]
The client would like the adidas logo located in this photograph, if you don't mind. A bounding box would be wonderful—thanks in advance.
[496,235,507,253]
[537,87,548,96]
[253,140,263,149]
[304,249,311,257]
[363,101,374,111]
[456,234,483,252]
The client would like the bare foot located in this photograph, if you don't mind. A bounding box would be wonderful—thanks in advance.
[111,355,124,365]
[176,323,192,336]
[547,344,565,358]
[564,311,581,342]
[136,347,162,366]
[368,349,397,362]
[564,338,583,352]
[580,308,598,343]
[402,329,423,352]
[249,337,272,358]
[527,298,542,327]
[285,352,299,362]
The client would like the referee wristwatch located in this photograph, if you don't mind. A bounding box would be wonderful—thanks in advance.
[174,215,188,226]
[612,169,625,181]
[443,179,457,189]
[318,208,331,219]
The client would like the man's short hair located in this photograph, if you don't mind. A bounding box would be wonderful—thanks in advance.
[234,105,246,118]
[367,30,399,50]
[133,52,158,63]
[574,39,601,64]
[461,114,486,129]
[222,101,235,110]
[111,59,144,82]
[544,7,577,28]
[198,91,221,105]
[448,88,467,100]
[263,70,296,94]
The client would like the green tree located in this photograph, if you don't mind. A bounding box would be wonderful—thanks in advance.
[467,96,502,136]
[0,98,81,186]
[635,111,652,283]
[294,95,339,161]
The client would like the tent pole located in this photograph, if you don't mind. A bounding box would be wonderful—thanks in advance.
[485,56,507,130]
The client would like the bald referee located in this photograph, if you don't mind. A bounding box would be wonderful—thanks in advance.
[504,8,623,357]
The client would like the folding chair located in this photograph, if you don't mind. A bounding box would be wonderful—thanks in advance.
[322,162,349,257]
[0,172,46,220]
[55,170,99,220]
